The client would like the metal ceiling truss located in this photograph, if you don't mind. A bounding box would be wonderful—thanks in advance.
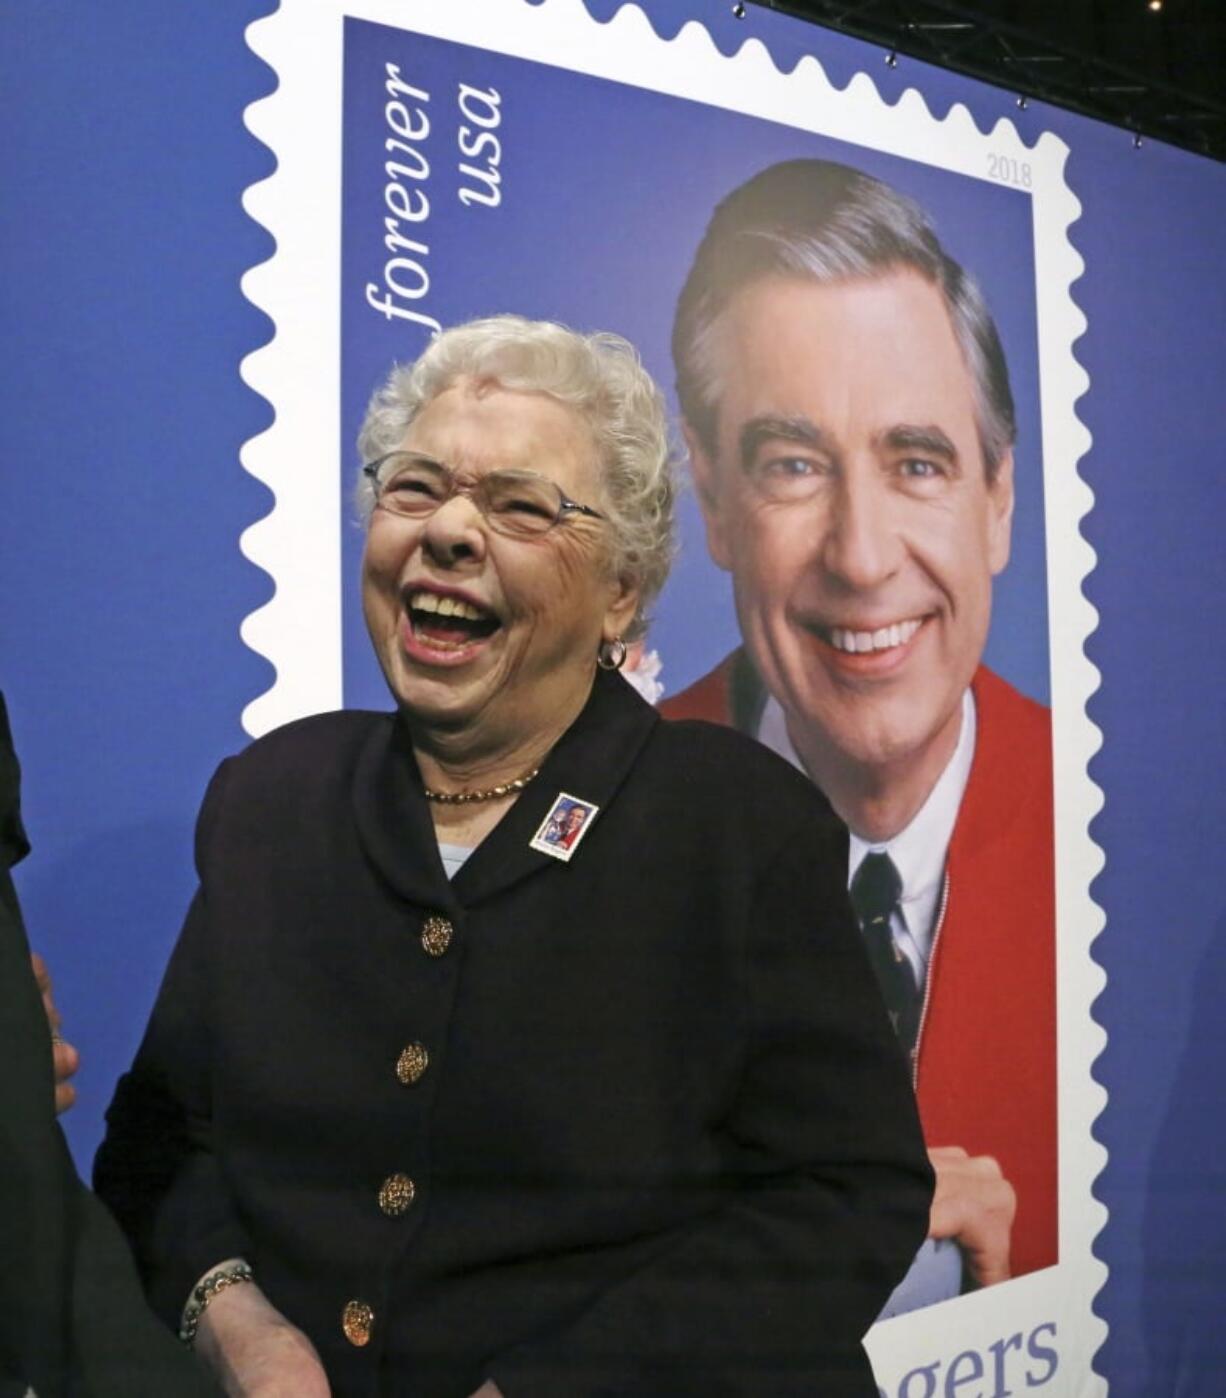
[750,0,1226,161]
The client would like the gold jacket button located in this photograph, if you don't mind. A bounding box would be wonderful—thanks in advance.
[420,915,453,957]
[342,1298,374,1347]
[378,1172,416,1216]
[396,1042,429,1086]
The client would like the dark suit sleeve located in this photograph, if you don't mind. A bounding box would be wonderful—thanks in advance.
[487,812,933,1398]
[66,1182,222,1398]
[93,762,253,1330]
[1,693,219,1396]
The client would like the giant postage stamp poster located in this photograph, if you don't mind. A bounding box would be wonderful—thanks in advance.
[241,1,1103,1392]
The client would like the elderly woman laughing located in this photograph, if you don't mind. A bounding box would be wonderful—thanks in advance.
[95,317,931,1398]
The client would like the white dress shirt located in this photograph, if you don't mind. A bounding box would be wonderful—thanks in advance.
[757,687,978,1317]
[758,688,975,983]
[437,839,475,880]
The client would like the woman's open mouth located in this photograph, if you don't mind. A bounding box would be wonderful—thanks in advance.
[404,589,501,654]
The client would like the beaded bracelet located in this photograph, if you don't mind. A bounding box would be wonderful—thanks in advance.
[178,1260,255,1346]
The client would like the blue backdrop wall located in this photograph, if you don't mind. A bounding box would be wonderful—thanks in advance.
[3,2,1225,1393]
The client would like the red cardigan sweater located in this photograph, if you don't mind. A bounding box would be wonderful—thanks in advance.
[661,656,1057,1280]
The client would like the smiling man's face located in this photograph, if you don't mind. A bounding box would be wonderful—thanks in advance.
[689,270,1014,795]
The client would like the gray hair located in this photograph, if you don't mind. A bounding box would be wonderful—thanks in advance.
[673,160,1016,480]
[357,315,675,641]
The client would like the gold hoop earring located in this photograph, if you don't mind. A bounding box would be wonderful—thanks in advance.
[597,637,627,671]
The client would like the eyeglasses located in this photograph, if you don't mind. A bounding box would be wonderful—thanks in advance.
[363,452,607,539]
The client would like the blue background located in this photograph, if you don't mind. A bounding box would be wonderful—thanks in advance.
[3,2,1224,1392]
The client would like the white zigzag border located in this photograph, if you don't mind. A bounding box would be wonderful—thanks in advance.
[239,1,1105,1389]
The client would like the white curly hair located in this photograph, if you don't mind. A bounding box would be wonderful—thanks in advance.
[356,315,676,641]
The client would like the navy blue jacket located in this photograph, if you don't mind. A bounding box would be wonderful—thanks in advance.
[96,671,930,1398]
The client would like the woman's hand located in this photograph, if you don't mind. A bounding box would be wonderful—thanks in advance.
[31,952,79,1113]
[195,1280,331,1397]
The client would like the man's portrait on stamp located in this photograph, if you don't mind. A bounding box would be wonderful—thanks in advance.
[659,156,1056,1313]
[531,792,599,860]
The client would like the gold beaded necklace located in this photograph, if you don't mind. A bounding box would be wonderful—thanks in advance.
[422,767,541,805]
